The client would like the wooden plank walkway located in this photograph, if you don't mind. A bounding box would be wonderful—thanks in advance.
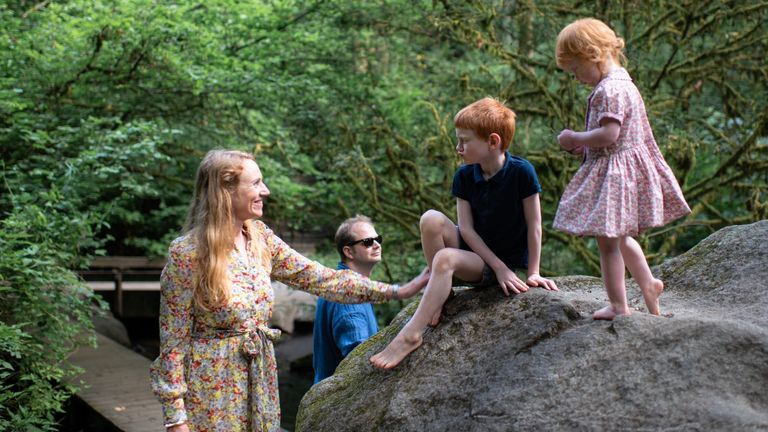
[68,333,164,431]
[69,333,293,432]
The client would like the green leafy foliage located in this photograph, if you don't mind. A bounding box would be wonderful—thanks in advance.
[0,197,106,430]
[1,1,766,427]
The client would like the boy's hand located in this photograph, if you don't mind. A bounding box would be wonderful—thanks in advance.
[494,266,529,296]
[526,274,558,291]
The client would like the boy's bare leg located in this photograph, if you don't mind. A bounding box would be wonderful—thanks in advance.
[620,236,664,315]
[370,249,484,369]
[419,210,461,326]
[420,210,461,268]
[594,237,631,320]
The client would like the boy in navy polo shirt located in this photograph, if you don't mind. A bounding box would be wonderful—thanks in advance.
[370,97,558,370]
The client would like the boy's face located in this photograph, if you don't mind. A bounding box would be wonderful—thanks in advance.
[455,128,494,164]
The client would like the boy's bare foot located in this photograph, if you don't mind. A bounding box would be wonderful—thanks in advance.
[428,309,442,327]
[640,278,664,316]
[429,290,454,327]
[592,305,631,320]
[370,328,423,370]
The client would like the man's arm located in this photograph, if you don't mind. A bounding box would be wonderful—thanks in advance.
[457,198,528,296]
[522,194,558,291]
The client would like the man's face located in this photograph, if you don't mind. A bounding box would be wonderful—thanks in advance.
[345,222,382,265]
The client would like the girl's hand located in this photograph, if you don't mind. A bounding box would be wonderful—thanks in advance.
[168,424,190,432]
[570,145,584,156]
[558,129,577,151]
[526,274,559,291]
[494,266,529,296]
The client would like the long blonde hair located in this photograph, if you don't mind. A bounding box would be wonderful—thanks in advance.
[184,149,255,310]
[556,18,627,72]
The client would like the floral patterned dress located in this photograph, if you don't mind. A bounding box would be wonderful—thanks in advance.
[149,220,390,431]
[553,68,691,237]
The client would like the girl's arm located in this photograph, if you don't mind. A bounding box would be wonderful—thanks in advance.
[457,198,529,296]
[559,119,620,150]
[521,194,558,291]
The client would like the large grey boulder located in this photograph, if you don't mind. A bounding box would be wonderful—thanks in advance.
[297,221,768,431]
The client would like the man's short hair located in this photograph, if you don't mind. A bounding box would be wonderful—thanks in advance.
[454,97,516,151]
[335,215,374,262]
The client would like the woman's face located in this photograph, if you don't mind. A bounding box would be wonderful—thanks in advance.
[232,159,270,222]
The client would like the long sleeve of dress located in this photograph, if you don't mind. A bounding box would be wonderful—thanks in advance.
[261,224,390,303]
[149,239,194,427]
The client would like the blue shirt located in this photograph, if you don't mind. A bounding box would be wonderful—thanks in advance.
[312,262,379,383]
[451,152,541,269]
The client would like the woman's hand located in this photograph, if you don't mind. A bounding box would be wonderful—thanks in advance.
[396,267,430,300]
[168,423,190,432]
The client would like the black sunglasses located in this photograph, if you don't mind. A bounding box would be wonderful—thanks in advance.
[347,235,383,248]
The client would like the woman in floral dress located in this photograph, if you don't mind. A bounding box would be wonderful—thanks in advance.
[150,150,428,431]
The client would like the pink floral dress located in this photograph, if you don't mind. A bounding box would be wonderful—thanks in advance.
[149,220,390,431]
[553,68,691,237]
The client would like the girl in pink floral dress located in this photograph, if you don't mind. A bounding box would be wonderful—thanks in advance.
[150,150,428,432]
[552,18,690,320]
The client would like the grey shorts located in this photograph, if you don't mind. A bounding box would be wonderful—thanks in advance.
[452,263,497,288]
[452,226,505,288]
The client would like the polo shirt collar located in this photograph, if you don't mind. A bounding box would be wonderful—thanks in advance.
[472,151,512,184]
[337,261,350,270]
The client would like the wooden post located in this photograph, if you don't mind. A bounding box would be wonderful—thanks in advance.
[114,269,123,318]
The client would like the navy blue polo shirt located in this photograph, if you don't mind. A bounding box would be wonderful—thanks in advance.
[451,152,541,269]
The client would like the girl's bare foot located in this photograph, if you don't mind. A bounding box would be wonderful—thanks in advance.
[592,305,631,320]
[370,328,423,370]
[640,278,664,315]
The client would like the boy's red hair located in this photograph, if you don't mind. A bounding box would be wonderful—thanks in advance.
[454,97,516,151]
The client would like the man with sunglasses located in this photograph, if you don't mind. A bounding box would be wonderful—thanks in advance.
[312,215,427,383]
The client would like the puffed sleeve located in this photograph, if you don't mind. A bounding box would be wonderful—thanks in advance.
[258,222,390,303]
[149,237,194,427]
[589,84,626,128]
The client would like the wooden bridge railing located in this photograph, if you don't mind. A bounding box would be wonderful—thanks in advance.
[80,256,166,317]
